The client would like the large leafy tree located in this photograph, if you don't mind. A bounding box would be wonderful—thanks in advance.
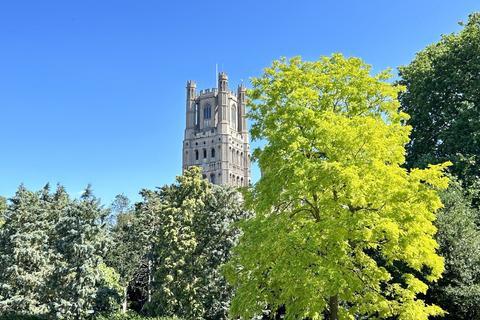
[427,177,480,319]
[398,13,480,187]
[398,14,480,319]
[141,167,247,319]
[224,55,450,320]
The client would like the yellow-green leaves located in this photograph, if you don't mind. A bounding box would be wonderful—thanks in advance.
[226,55,449,319]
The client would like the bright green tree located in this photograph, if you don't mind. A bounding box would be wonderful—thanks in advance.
[0,185,54,315]
[224,55,450,320]
[428,177,480,319]
[141,167,247,319]
[398,13,480,188]
[94,262,123,314]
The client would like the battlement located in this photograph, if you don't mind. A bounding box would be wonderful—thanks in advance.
[198,88,238,97]
[199,88,218,95]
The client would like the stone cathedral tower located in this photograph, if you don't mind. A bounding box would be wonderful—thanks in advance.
[182,72,251,186]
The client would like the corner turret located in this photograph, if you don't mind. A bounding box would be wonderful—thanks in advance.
[185,80,197,131]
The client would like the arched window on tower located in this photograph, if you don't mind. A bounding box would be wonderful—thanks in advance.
[231,104,237,131]
[203,149,207,159]
[210,173,215,184]
[195,150,199,161]
[211,148,215,158]
[203,104,212,128]
[194,103,200,128]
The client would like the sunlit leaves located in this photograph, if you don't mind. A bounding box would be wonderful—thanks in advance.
[225,55,449,319]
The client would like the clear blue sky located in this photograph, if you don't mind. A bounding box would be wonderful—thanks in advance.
[0,1,478,205]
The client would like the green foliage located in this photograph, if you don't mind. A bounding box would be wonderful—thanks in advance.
[224,55,450,320]
[0,312,181,320]
[0,185,110,320]
[98,263,123,297]
[110,194,131,217]
[0,315,46,320]
[140,167,247,319]
[95,263,123,314]
[427,177,480,319]
[105,195,145,312]
[95,311,181,320]
[398,13,480,188]
[49,185,109,319]
[0,185,54,315]
[398,13,480,319]
[0,197,6,211]
[0,197,6,227]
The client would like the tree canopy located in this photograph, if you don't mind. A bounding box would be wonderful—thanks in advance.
[105,194,145,313]
[140,167,248,320]
[398,13,480,188]
[0,185,112,319]
[397,13,480,318]
[224,55,450,320]
[427,177,480,319]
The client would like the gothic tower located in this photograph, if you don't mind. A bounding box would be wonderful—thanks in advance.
[182,72,251,186]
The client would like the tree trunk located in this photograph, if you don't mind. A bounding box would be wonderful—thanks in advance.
[122,286,128,313]
[329,295,338,320]
[147,258,152,303]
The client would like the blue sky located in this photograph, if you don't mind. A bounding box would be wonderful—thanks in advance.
[0,1,478,205]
